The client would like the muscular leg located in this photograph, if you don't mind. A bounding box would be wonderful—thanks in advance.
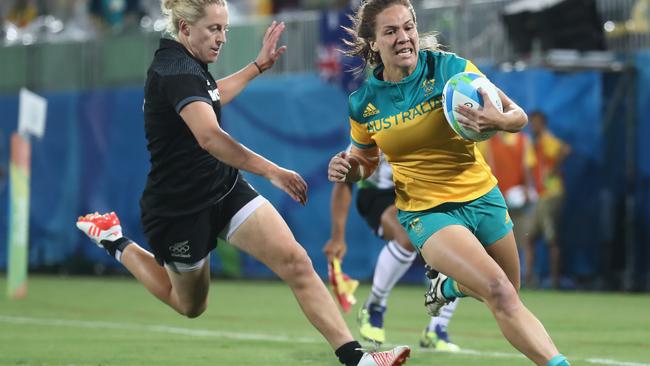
[486,231,521,291]
[379,205,461,350]
[118,243,211,318]
[227,202,354,349]
[421,225,559,366]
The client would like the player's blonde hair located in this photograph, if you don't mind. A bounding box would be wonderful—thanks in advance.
[161,0,227,36]
[344,0,440,75]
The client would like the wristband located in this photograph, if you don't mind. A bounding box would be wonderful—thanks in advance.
[253,61,264,74]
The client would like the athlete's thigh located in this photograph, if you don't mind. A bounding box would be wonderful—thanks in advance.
[485,230,521,290]
[420,225,508,300]
[165,259,211,305]
[142,206,216,305]
[226,202,304,268]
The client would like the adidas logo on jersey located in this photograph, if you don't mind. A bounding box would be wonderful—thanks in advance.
[362,103,380,118]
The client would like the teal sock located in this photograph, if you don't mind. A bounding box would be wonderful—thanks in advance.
[547,354,570,366]
[442,278,466,299]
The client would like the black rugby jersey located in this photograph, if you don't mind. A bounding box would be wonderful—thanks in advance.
[140,38,238,217]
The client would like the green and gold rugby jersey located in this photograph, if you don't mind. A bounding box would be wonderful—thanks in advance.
[349,50,497,212]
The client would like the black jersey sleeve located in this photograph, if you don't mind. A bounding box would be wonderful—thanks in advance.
[158,73,212,114]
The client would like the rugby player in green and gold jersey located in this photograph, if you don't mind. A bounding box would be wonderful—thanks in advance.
[328,1,571,365]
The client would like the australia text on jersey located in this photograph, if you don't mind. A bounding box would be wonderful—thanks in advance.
[365,96,442,133]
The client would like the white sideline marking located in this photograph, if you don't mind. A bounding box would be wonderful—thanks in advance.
[0,315,316,344]
[587,359,650,366]
[1,315,648,366]
[420,346,526,358]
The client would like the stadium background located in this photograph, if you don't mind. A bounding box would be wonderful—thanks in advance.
[0,0,649,292]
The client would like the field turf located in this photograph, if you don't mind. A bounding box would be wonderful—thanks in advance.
[1,276,649,365]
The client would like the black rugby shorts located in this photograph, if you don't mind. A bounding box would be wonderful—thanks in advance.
[141,175,259,266]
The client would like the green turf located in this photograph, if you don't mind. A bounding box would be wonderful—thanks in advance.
[1,275,649,365]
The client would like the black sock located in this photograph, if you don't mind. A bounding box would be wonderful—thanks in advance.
[100,237,132,261]
[335,341,363,366]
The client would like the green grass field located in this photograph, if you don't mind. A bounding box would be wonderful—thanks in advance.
[1,275,649,366]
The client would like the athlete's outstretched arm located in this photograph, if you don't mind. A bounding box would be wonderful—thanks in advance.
[180,101,306,205]
[323,182,353,261]
[217,21,287,105]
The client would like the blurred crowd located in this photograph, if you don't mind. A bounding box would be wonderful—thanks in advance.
[1,0,158,44]
[0,0,330,45]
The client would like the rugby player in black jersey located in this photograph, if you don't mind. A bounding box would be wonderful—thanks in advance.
[76,1,409,365]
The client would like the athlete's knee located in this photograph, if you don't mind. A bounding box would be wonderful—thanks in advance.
[484,276,520,316]
[179,299,208,319]
[277,244,314,282]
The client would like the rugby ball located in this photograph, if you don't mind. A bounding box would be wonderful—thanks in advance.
[442,72,503,142]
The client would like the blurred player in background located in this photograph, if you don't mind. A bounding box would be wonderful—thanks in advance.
[324,148,460,351]
[327,0,571,365]
[76,1,409,365]
[526,111,572,289]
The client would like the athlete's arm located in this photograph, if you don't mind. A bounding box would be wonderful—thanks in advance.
[214,63,260,106]
[323,182,353,261]
[455,88,528,133]
[180,101,306,204]
[497,89,528,132]
[217,21,286,105]
[328,145,380,183]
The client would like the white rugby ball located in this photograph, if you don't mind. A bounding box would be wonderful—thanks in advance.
[442,72,503,142]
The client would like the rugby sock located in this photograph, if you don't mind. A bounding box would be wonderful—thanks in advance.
[335,340,363,366]
[427,298,459,332]
[366,240,417,307]
[442,278,467,299]
[100,237,132,262]
[547,355,570,366]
